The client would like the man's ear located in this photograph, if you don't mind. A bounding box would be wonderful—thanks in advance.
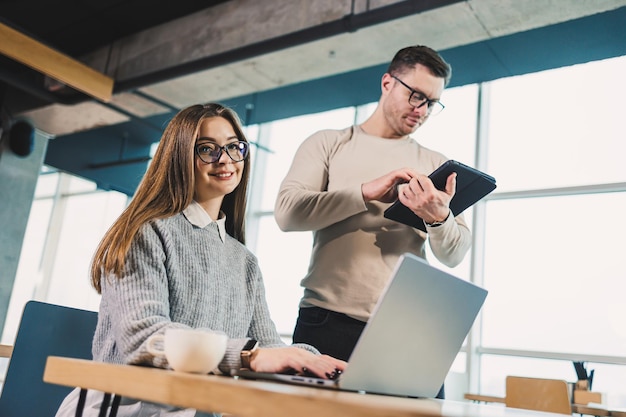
[381,73,394,94]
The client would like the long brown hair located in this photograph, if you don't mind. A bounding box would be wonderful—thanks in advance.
[90,103,251,293]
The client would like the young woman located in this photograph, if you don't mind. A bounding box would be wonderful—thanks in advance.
[56,103,345,417]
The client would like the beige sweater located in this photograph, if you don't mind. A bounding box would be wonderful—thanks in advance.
[275,125,471,322]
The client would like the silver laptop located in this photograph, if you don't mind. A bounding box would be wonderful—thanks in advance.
[236,252,488,398]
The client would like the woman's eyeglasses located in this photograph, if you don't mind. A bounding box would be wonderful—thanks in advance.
[195,140,249,164]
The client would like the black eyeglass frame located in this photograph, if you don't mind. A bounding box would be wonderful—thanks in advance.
[195,140,249,164]
[390,75,445,115]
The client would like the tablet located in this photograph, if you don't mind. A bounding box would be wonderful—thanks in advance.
[383,160,496,232]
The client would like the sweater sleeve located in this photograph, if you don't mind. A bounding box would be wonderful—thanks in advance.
[217,259,319,374]
[242,258,284,346]
[426,211,472,267]
[101,222,190,368]
[243,259,319,356]
[274,128,368,232]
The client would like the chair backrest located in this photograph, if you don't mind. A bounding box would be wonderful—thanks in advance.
[0,300,98,417]
[0,344,13,358]
[505,375,572,415]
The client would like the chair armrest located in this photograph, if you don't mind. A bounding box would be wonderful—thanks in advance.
[0,343,13,358]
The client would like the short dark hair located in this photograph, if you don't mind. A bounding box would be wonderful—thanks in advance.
[387,45,452,87]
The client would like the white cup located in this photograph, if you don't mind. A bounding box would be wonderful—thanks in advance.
[146,328,227,374]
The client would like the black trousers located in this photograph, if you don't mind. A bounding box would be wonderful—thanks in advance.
[292,306,445,399]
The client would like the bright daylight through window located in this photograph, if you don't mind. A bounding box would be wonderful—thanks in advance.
[5,55,626,406]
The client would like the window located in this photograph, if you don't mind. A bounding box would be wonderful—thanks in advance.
[2,173,127,345]
[487,57,626,191]
[8,53,626,408]
[478,55,626,407]
[482,194,626,356]
[247,107,356,335]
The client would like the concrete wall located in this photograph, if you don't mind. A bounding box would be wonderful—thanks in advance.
[0,130,47,336]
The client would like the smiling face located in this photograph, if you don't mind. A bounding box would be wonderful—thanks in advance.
[193,116,247,218]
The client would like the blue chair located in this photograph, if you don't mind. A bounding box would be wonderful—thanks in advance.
[0,300,98,416]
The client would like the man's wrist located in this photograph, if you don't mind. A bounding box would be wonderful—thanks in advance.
[425,210,451,227]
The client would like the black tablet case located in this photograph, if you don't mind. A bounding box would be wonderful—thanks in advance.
[383,160,496,232]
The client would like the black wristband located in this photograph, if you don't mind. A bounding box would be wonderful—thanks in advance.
[425,210,451,227]
[240,339,258,369]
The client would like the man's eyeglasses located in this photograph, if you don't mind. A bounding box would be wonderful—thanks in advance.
[195,140,249,164]
[390,75,445,115]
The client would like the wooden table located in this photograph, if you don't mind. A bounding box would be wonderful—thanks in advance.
[44,356,574,417]
[464,393,611,416]
[573,405,611,417]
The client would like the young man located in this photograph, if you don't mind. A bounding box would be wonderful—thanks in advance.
[274,45,471,398]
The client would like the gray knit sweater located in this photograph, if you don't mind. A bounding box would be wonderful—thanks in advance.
[92,210,317,375]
